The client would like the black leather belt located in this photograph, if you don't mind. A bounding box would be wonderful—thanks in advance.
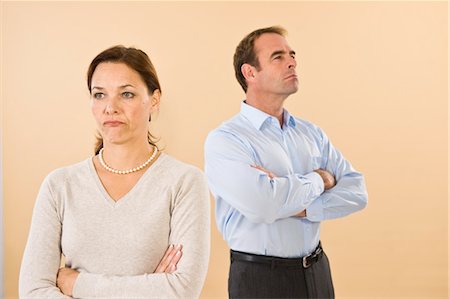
[231,242,323,269]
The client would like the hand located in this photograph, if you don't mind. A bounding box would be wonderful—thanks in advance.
[154,244,183,273]
[57,267,79,296]
[295,210,307,217]
[314,169,336,190]
[251,165,276,179]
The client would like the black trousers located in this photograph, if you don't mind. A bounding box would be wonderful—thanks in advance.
[228,250,335,299]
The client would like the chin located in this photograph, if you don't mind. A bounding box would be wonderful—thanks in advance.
[287,87,299,95]
[103,136,127,145]
[282,83,299,95]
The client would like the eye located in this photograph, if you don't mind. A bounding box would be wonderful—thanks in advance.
[274,56,281,60]
[93,92,104,99]
[122,91,134,98]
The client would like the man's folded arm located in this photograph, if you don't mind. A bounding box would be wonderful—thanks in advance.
[305,130,368,222]
[205,131,325,224]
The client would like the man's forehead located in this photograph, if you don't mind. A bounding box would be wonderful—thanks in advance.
[254,33,292,54]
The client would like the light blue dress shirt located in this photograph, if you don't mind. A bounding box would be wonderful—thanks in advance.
[204,102,368,258]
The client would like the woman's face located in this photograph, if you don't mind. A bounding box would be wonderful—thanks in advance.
[90,62,160,147]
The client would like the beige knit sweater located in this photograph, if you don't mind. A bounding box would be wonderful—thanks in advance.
[19,153,210,299]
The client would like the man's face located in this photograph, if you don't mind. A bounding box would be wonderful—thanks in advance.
[251,33,298,98]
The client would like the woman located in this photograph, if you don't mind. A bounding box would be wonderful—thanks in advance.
[19,46,210,298]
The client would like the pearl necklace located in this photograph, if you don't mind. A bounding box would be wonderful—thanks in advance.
[98,147,158,175]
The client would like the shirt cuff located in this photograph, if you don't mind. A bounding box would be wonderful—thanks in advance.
[306,196,324,222]
[302,171,324,222]
[302,171,325,197]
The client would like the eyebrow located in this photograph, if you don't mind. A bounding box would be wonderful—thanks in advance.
[270,50,296,59]
[119,84,135,89]
[91,84,135,90]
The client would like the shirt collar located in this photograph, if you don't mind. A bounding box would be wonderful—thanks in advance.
[283,109,297,128]
[240,101,296,130]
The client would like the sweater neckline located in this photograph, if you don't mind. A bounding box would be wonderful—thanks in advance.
[87,152,166,207]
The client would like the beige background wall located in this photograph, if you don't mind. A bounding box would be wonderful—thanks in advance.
[2,2,448,298]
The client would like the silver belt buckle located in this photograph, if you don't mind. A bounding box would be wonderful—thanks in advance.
[302,245,322,268]
[302,255,311,268]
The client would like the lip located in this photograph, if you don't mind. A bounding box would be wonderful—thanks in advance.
[285,74,298,80]
[103,120,124,126]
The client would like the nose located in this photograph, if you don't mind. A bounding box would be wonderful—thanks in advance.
[104,96,120,115]
[288,56,297,69]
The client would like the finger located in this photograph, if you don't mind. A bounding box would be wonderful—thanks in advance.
[251,165,268,174]
[57,267,69,276]
[170,249,183,268]
[156,244,181,272]
[155,244,175,273]
[168,264,177,274]
[154,246,173,272]
[164,244,182,266]
[251,165,267,172]
[165,244,182,264]
[164,247,183,273]
[252,165,276,178]
[162,244,175,260]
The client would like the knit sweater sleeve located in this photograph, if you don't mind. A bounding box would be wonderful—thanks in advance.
[19,174,70,298]
[72,167,211,299]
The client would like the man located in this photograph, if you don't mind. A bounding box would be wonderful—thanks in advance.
[204,26,368,298]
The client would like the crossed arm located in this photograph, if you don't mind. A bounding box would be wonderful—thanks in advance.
[251,165,337,217]
[20,169,210,299]
[56,244,184,296]
[205,129,367,224]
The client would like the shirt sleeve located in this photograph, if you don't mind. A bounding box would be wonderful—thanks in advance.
[19,175,71,299]
[204,130,324,224]
[306,129,368,222]
[72,169,211,299]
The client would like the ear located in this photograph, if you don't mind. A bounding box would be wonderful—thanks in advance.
[150,89,161,112]
[241,63,257,86]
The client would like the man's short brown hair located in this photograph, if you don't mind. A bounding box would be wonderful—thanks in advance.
[233,26,287,92]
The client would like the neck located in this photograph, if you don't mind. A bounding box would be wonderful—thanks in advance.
[101,139,154,170]
[245,90,286,126]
